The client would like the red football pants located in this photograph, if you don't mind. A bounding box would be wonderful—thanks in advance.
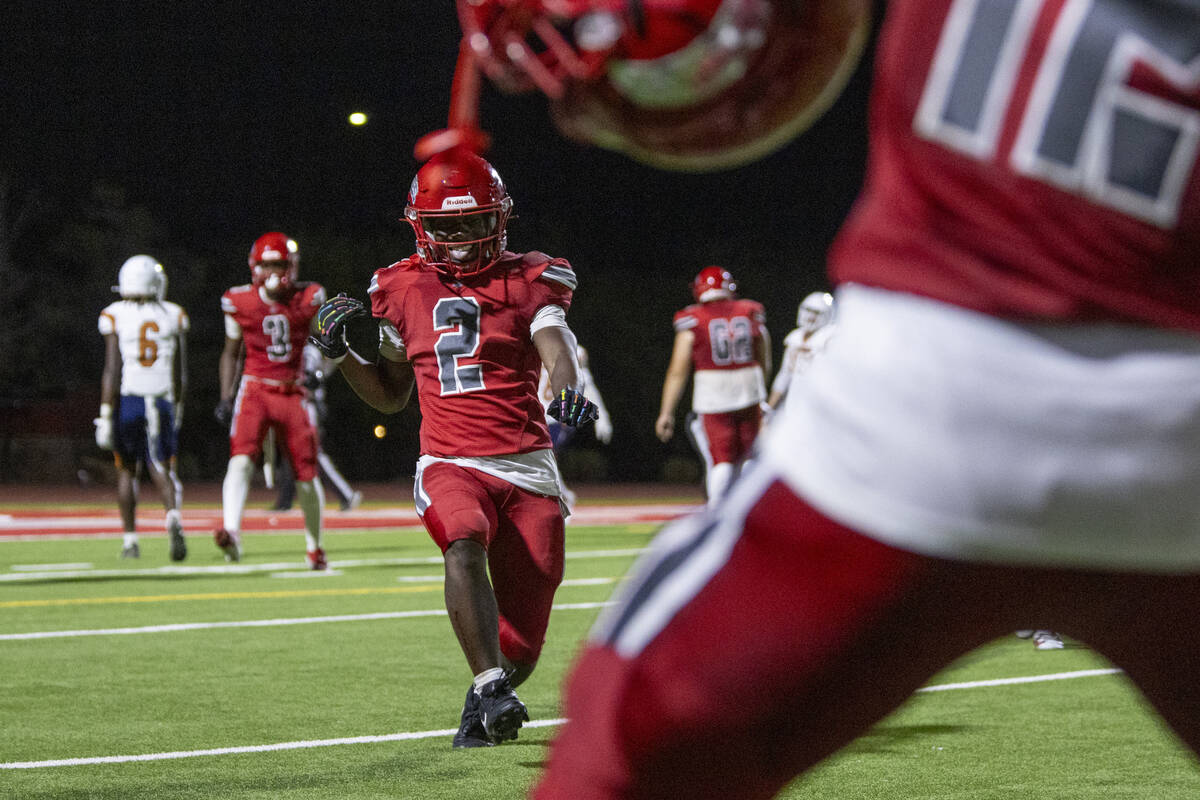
[230,380,319,481]
[533,468,1200,800]
[689,405,762,466]
[418,462,565,665]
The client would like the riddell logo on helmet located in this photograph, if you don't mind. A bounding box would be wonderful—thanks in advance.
[261,249,284,260]
[441,195,478,210]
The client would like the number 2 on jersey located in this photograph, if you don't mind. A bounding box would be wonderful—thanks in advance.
[434,297,485,395]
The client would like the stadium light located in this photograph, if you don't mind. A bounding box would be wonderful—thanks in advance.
[348,112,368,126]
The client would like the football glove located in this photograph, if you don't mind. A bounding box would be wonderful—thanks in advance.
[547,388,600,428]
[94,413,114,451]
[309,292,368,362]
[214,398,233,428]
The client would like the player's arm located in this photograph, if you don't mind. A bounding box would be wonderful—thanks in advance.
[579,362,613,443]
[756,325,772,386]
[100,333,120,411]
[768,340,800,409]
[533,310,601,428]
[534,324,582,399]
[310,293,414,413]
[94,332,121,450]
[656,330,694,443]
[337,344,415,414]
[213,330,242,427]
[175,325,188,430]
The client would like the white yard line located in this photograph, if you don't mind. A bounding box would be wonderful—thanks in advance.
[2,548,647,582]
[916,668,1122,692]
[0,668,1124,770]
[0,601,617,641]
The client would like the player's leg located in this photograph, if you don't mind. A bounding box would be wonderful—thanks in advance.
[113,395,147,558]
[272,453,296,510]
[1072,572,1200,756]
[727,403,765,484]
[690,412,739,506]
[317,448,359,510]
[489,485,566,686]
[140,397,186,561]
[215,386,265,561]
[283,394,326,568]
[533,467,1007,800]
[115,458,140,558]
[416,462,529,746]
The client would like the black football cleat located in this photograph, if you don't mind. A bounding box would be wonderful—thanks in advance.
[477,675,529,743]
[452,685,494,749]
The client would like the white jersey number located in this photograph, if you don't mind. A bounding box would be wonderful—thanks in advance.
[263,314,291,362]
[433,297,485,395]
[708,316,755,366]
[915,0,1200,228]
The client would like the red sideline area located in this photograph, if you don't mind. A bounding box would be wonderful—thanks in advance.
[0,482,704,538]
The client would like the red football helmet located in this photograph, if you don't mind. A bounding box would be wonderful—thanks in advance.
[405,149,513,277]
[455,0,871,171]
[692,265,737,302]
[248,232,299,294]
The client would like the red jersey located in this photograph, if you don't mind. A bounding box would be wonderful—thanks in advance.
[221,282,326,382]
[831,0,1200,332]
[369,251,575,458]
[673,298,767,372]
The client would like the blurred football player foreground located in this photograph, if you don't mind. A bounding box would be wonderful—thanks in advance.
[422,1,1200,797]
[656,266,771,507]
[95,255,189,562]
[309,149,600,748]
[213,232,330,570]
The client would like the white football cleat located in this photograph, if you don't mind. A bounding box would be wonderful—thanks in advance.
[1033,630,1064,650]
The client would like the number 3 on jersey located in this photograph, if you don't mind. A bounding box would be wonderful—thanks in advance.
[915,0,1199,228]
[434,297,485,395]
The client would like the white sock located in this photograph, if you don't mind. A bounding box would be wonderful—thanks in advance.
[296,478,325,552]
[123,532,139,548]
[222,454,254,533]
[706,462,735,508]
[473,667,506,693]
[165,508,182,532]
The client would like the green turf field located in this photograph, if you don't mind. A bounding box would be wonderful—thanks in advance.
[2,520,1198,799]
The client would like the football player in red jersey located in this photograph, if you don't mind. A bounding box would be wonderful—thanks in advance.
[424,1,1200,798]
[213,232,330,570]
[656,266,770,507]
[310,148,600,748]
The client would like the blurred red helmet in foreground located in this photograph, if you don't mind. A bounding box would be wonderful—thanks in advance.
[456,0,871,171]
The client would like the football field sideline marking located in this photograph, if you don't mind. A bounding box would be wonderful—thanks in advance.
[0,668,1124,770]
[0,599,616,641]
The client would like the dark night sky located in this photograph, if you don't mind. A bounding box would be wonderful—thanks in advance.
[4,2,877,481]
[8,2,872,271]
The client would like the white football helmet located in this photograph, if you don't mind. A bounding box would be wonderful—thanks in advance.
[116,255,166,300]
[797,291,834,332]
